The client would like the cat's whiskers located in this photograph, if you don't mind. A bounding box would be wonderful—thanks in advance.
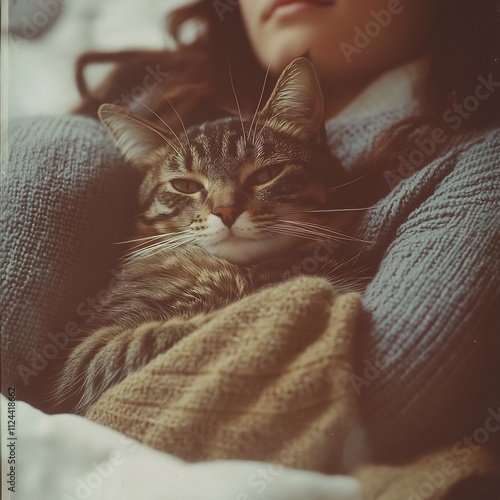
[228,63,247,147]
[124,238,191,261]
[123,230,195,261]
[117,232,187,254]
[321,253,370,293]
[270,222,330,239]
[113,111,184,158]
[115,234,173,246]
[277,219,371,243]
[110,84,187,155]
[285,206,375,214]
[249,60,272,144]
[266,225,328,243]
[156,87,192,149]
[268,223,358,244]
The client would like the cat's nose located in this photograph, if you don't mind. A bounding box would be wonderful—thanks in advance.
[213,205,242,228]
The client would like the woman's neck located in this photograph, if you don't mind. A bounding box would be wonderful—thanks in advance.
[323,57,430,120]
[323,81,373,119]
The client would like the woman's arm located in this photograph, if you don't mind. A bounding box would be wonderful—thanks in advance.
[353,129,500,459]
[1,114,137,410]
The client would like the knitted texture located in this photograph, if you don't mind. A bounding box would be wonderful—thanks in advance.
[338,121,500,458]
[2,110,499,461]
[1,115,137,405]
[87,278,364,471]
[85,277,499,498]
[327,110,500,457]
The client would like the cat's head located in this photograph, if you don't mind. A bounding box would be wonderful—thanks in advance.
[99,57,346,265]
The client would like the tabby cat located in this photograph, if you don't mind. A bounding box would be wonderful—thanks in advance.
[56,58,365,413]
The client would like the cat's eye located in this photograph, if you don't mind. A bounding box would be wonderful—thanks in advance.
[170,178,204,194]
[248,164,285,186]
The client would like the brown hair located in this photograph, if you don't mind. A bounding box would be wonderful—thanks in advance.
[75,1,267,128]
[74,0,500,181]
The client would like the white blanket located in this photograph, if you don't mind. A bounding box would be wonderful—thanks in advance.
[1,395,362,499]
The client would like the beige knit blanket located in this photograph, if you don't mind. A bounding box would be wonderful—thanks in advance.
[86,277,499,498]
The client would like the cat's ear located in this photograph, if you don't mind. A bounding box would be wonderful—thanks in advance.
[261,57,324,140]
[98,104,173,166]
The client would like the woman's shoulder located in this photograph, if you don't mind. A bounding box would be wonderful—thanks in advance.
[398,122,500,187]
[6,113,128,184]
[355,122,499,250]
[403,123,499,210]
[453,124,500,155]
[443,124,500,182]
[9,113,110,149]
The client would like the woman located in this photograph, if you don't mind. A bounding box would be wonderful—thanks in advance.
[3,0,499,493]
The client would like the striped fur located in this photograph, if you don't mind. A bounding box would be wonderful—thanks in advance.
[55,58,366,413]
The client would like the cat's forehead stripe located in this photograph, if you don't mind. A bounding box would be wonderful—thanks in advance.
[225,130,239,159]
[173,119,319,184]
[190,137,207,160]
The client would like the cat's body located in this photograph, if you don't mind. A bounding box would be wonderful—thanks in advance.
[55,58,366,413]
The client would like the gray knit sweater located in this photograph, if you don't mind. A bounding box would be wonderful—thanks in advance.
[2,111,499,459]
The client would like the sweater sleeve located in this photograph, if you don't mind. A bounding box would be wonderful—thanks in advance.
[353,128,500,459]
[1,115,138,408]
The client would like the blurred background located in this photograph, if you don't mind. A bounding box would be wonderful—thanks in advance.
[7,0,190,118]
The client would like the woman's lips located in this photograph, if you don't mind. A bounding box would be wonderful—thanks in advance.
[264,0,334,21]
